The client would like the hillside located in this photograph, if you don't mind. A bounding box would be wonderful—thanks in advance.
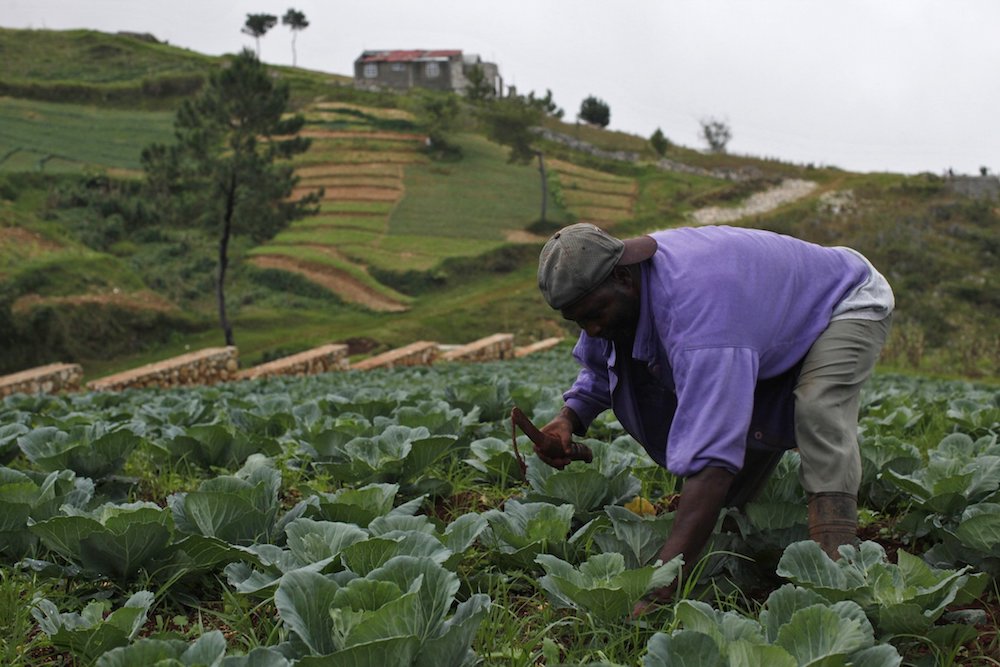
[0,28,997,381]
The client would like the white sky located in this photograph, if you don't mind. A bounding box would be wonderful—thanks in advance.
[6,0,999,175]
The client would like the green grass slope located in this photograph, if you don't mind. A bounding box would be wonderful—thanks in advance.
[0,27,996,381]
[0,97,174,173]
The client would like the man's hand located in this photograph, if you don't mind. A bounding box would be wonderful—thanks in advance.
[627,466,736,620]
[630,584,676,619]
[536,414,573,468]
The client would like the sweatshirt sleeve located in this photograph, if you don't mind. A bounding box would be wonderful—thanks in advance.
[666,346,759,477]
[562,335,612,433]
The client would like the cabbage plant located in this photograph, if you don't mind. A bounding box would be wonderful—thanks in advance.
[525,441,641,514]
[168,455,302,547]
[592,504,675,568]
[884,433,1000,519]
[0,422,28,465]
[481,500,595,569]
[777,540,986,644]
[301,482,425,527]
[30,501,172,581]
[274,556,490,666]
[464,436,525,483]
[226,513,486,595]
[18,423,140,479]
[309,425,459,493]
[643,585,903,667]
[0,466,94,558]
[33,590,155,665]
[157,422,282,469]
[535,552,682,623]
[95,631,291,667]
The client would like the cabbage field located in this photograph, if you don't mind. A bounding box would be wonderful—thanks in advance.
[1,351,999,666]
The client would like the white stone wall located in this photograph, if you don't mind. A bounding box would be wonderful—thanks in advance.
[0,363,83,398]
[440,333,514,362]
[237,344,349,381]
[87,347,239,392]
[351,341,440,371]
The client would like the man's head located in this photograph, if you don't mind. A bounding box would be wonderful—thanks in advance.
[538,223,656,341]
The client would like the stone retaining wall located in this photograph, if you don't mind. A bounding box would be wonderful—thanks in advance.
[236,344,349,381]
[440,333,514,362]
[87,347,239,392]
[514,337,564,358]
[0,363,83,398]
[351,341,440,371]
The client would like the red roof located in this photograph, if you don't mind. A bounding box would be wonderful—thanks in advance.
[358,50,462,63]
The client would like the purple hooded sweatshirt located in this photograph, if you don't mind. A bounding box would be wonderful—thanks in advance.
[563,225,870,478]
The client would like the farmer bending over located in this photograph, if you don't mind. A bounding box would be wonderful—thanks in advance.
[535,223,893,612]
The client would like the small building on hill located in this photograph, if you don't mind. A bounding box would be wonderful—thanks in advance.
[353,49,502,96]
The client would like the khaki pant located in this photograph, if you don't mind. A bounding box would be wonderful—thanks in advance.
[794,316,892,494]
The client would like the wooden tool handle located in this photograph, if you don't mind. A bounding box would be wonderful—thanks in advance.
[511,407,593,464]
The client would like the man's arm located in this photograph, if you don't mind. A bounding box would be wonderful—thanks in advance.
[632,465,735,616]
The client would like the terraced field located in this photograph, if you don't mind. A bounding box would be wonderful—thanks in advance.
[548,158,637,227]
[250,102,567,312]
[249,103,427,312]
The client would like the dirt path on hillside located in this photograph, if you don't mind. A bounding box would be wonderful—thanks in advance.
[690,179,818,225]
[249,255,408,313]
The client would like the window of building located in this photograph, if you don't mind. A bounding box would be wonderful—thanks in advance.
[425,62,440,78]
[391,63,406,72]
[363,63,378,78]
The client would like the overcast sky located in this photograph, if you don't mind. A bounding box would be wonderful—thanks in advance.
[6,0,999,175]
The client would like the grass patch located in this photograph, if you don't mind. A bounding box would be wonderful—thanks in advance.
[298,175,401,189]
[297,163,402,178]
[561,190,633,209]
[340,234,502,273]
[312,102,417,121]
[549,158,637,184]
[0,97,174,172]
[271,227,382,246]
[390,133,570,241]
[293,150,425,166]
[293,216,388,232]
[557,174,636,195]
[318,201,395,214]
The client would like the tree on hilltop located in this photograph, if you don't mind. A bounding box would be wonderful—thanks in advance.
[242,13,278,58]
[650,127,670,156]
[578,95,610,127]
[528,89,564,119]
[700,116,732,153]
[282,8,309,67]
[141,49,321,347]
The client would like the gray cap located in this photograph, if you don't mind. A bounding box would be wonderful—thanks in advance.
[537,223,657,309]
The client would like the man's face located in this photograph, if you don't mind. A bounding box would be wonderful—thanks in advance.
[560,268,640,343]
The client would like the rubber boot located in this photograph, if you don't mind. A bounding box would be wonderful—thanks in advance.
[807,492,858,561]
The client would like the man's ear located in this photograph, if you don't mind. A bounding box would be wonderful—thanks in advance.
[610,264,633,285]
